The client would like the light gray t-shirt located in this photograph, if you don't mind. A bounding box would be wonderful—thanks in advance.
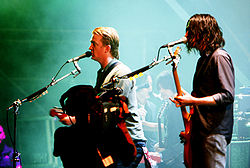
[98,59,146,141]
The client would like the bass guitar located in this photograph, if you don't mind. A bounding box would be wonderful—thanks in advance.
[170,47,193,168]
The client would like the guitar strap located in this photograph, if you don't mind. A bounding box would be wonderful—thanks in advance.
[95,61,121,90]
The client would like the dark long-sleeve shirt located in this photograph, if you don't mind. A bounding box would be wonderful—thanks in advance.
[192,48,235,144]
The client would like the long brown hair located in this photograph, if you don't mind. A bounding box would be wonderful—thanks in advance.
[185,14,225,55]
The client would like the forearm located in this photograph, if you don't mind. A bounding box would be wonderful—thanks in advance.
[173,90,217,106]
[192,96,217,106]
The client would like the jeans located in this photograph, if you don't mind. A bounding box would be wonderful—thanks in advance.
[192,134,227,168]
[116,141,146,168]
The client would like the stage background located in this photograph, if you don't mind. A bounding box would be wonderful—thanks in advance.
[0,0,249,167]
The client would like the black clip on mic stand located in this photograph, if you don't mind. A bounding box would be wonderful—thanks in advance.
[6,58,83,168]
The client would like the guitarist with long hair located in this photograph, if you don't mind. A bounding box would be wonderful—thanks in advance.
[171,14,235,168]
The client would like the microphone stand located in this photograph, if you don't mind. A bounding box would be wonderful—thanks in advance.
[101,54,174,90]
[12,101,20,168]
[119,55,173,80]
[6,60,82,168]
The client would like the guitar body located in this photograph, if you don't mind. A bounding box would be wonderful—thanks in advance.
[179,107,193,168]
[171,47,193,168]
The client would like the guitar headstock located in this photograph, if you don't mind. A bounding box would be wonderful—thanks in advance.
[174,46,181,58]
[172,47,181,69]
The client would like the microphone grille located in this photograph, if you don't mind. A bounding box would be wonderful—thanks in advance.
[85,51,92,57]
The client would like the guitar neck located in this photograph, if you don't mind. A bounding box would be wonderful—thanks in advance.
[171,47,190,126]
[170,46,193,168]
[172,69,182,96]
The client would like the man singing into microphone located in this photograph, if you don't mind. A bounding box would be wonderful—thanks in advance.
[171,14,234,168]
[89,27,146,167]
[52,27,146,167]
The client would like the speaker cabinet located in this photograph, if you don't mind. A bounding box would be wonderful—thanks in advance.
[227,140,250,168]
[17,116,62,168]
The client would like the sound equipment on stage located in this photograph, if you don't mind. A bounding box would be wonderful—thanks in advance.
[226,140,250,168]
[227,87,250,168]
[233,87,250,140]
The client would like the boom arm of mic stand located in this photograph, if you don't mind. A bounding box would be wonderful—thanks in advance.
[119,56,172,79]
[49,69,79,86]
[6,86,48,111]
[6,68,80,111]
[101,56,172,89]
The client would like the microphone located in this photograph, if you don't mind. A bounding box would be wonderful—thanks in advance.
[67,51,92,63]
[160,37,187,48]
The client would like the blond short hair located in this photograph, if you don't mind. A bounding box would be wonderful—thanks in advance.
[92,27,120,59]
